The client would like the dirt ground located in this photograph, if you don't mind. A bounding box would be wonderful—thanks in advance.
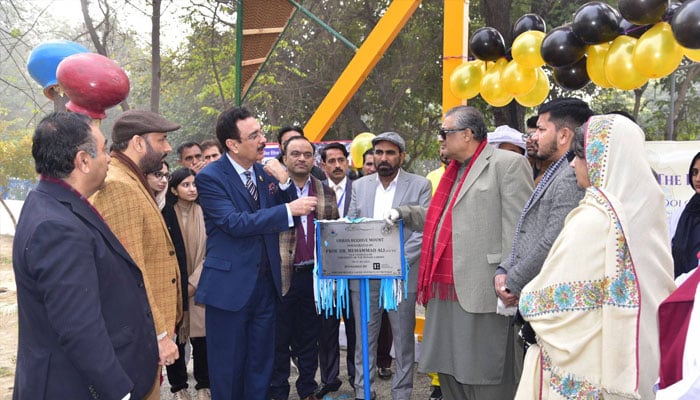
[0,235,17,400]
[0,234,433,400]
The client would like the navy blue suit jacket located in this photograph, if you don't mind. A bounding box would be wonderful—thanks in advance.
[12,180,158,400]
[194,156,294,311]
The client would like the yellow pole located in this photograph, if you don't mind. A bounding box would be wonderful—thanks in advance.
[442,0,469,115]
[304,0,422,142]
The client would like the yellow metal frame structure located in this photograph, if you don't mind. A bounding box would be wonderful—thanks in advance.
[303,0,468,141]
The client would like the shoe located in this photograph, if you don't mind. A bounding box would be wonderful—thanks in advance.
[315,383,341,398]
[196,388,211,400]
[377,366,392,380]
[173,389,192,400]
[429,385,443,400]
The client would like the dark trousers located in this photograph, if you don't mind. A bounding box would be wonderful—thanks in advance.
[269,270,320,399]
[318,292,356,388]
[205,272,276,400]
[166,336,210,392]
[377,310,393,368]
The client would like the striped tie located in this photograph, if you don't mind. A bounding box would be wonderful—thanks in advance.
[244,171,258,203]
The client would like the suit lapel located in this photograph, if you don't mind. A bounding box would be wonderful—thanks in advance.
[220,157,257,210]
[117,160,175,248]
[43,182,136,268]
[391,169,409,208]
[363,178,378,217]
[525,160,562,212]
[454,146,491,206]
[253,163,267,209]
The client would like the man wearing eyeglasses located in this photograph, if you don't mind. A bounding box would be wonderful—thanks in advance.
[269,135,339,400]
[194,107,318,400]
[387,106,532,399]
[523,115,552,186]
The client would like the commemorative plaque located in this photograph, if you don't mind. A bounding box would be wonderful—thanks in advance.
[316,219,405,279]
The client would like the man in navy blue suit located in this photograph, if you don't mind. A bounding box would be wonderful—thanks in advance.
[194,107,318,400]
[13,112,158,400]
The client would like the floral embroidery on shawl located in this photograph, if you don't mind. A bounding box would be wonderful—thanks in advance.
[541,352,602,399]
[585,117,613,189]
[519,189,640,317]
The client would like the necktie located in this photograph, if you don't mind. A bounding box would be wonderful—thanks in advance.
[335,185,344,217]
[244,171,258,203]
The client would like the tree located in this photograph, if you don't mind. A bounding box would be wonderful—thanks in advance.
[0,111,36,228]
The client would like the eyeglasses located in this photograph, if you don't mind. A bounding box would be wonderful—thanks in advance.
[522,132,533,140]
[150,171,170,180]
[288,151,314,159]
[244,130,266,141]
[438,127,465,140]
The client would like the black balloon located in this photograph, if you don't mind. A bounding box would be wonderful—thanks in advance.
[470,27,506,61]
[553,57,590,90]
[665,2,683,20]
[671,0,700,49]
[619,18,653,37]
[540,26,587,68]
[619,0,668,25]
[513,14,547,38]
[572,2,621,44]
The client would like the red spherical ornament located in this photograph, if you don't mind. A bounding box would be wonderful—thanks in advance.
[56,53,130,119]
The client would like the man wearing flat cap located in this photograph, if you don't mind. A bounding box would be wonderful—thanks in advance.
[346,132,432,400]
[90,109,183,400]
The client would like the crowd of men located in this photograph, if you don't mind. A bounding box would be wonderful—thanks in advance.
[14,97,599,400]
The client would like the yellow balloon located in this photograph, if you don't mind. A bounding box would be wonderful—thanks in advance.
[502,60,537,96]
[586,43,613,88]
[349,132,375,169]
[480,58,513,107]
[682,46,700,62]
[512,31,546,69]
[449,61,483,99]
[515,67,550,107]
[633,22,683,79]
[605,36,648,90]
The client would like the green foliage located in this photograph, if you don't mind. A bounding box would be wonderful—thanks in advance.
[0,111,36,190]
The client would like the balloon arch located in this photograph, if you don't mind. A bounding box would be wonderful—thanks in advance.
[450,0,700,108]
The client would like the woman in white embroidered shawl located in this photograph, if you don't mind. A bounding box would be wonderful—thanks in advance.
[515,114,675,399]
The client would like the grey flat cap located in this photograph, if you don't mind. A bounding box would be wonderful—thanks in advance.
[371,131,405,152]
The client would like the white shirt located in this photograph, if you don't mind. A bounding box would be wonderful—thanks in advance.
[372,170,400,219]
[295,178,311,239]
[226,153,293,227]
[328,176,348,218]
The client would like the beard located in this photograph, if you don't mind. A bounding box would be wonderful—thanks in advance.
[377,162,398,177]
[536,139,558,162]
[139,140,165,173]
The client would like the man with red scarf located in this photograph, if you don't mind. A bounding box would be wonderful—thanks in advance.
[388,106,533,399]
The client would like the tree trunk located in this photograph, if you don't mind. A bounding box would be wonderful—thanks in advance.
[150,0,162,113]
[668,65,700,140]
[0,191,17,231]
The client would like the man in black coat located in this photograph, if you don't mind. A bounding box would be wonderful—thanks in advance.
[12,112,158,400]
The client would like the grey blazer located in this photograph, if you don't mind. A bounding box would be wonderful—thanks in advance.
[347,169,432,292]
[499,158,585,296]
[399,145,533,313]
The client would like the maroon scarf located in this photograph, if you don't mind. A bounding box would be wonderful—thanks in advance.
[417,140,487,305]
[111,150,155,201]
